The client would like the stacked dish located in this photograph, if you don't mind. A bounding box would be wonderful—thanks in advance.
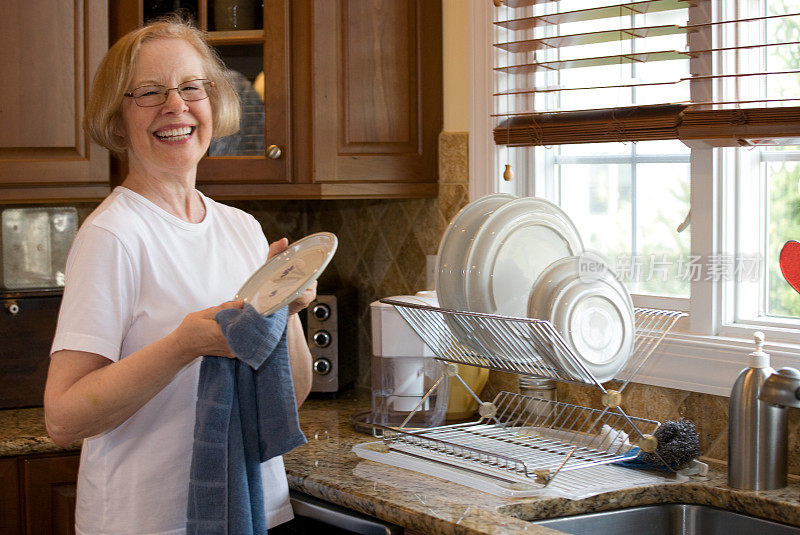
[436,195,584,318]
[434,195,634,384]
[528,254,634,383]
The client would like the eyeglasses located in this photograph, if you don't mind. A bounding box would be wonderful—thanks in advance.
[124,79,215,107]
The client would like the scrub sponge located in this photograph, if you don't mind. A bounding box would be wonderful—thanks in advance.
[639,419,701,470]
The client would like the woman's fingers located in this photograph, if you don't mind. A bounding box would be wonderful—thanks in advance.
[173,301,246,360]
[217,299,245,312]
[288,281,317,316]
[267,237,289,260]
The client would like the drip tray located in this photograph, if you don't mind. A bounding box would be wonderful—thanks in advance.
[353,441,673,499]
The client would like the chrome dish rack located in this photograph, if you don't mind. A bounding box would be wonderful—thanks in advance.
[366,299,686,488]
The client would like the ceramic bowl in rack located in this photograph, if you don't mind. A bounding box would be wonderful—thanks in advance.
[528,254,634,383]
[463,197,583,319]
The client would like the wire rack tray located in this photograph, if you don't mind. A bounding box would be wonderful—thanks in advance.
[381,299,686,392]
[378,390,661,486]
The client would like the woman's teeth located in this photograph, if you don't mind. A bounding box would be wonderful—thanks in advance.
[154,126,193,141]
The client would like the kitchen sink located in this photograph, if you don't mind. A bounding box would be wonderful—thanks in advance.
[532,504,800,535]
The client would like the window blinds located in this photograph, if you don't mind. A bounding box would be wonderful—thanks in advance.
[492,0,800,147]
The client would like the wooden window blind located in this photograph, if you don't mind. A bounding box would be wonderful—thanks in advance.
[492,0,800,147]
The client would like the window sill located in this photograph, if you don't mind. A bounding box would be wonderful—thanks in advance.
[633,331,800,397]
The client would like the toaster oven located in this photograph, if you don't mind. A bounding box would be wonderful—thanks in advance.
[302,288,357,394]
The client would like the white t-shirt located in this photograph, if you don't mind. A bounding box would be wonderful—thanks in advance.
[51,187,294,535]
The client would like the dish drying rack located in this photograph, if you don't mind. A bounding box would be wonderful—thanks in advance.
[368,299,686,489]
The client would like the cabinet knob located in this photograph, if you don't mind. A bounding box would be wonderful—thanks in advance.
[267,145,282,160]
[4,301,19,315]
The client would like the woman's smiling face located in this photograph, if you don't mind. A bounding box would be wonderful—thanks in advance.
[120,37,213,176]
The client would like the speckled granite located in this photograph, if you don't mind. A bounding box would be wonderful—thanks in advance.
[0,407,80,457]
[287,390,800,534]
[4,391,800,534]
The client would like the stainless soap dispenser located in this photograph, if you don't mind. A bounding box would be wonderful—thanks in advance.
[728,332,788,490]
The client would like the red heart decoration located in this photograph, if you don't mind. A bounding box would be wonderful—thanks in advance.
[779,241,800,295]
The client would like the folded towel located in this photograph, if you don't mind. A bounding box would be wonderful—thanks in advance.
[187,304,308,534]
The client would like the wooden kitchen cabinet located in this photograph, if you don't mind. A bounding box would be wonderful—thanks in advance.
[0,452,79,535]
[293,0,442,199]
[111,0,441,199]
[0,0,111,203]
[0,458,21,534]
[20,453,79,535]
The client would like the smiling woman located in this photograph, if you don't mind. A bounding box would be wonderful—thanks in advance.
[121,37,216,185]
[43,15,316,535]
[83,19,239,157]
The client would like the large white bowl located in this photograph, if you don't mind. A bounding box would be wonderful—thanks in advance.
[528,254,634,383]
[464,197,583,318]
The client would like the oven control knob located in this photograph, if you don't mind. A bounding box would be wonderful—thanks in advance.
[311,303,331,321]
[313,358,332,375]
[312,330,331,347]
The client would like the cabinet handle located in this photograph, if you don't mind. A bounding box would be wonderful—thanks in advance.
[267,145,283,160]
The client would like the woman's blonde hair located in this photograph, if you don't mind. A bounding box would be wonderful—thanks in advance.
[84,15,240,154]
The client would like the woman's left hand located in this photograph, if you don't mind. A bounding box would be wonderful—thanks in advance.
[289,280,317,315]
[268,238,318,315]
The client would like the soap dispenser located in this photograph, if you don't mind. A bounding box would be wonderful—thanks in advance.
[728,332,788,490]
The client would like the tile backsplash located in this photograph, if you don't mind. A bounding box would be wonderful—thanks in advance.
[232,131,470,387]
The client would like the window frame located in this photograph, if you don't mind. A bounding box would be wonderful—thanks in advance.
[468,0,800,396]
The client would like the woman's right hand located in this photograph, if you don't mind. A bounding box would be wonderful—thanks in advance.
[170,300,245,362]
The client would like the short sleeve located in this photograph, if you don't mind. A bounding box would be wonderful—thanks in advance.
[50,225,137,362]
[249,214,269,261]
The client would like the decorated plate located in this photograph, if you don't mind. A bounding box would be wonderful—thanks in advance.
[235,232,338,316]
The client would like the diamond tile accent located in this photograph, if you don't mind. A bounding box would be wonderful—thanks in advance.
[241,135,474,400]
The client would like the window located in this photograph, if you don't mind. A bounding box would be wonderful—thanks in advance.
[472,0,800,394]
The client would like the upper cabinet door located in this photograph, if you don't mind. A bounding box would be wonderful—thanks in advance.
[196,0,293,194]
[304,0,442,197]
[111,0,294,198]
[110,0,441,200]
[0,0,110,202]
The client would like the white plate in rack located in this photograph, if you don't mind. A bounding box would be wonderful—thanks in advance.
[235,232,338,316]
[435,193,516,313]
[464,197,583,318]
[435,194,516,350]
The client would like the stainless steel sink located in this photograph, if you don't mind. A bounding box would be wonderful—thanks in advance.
[532,504,800,535]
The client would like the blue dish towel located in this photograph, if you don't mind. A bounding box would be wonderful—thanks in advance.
[187,304,308,535]
[614,447,673,473]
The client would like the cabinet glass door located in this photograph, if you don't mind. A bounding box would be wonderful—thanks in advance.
[132,0,290,190]
[200,0,291,188]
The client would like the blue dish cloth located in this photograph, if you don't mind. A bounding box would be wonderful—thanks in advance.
[187,304,308,535]
[614,447,673,473]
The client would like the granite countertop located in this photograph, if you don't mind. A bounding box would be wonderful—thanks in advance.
[4,389,800,534]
